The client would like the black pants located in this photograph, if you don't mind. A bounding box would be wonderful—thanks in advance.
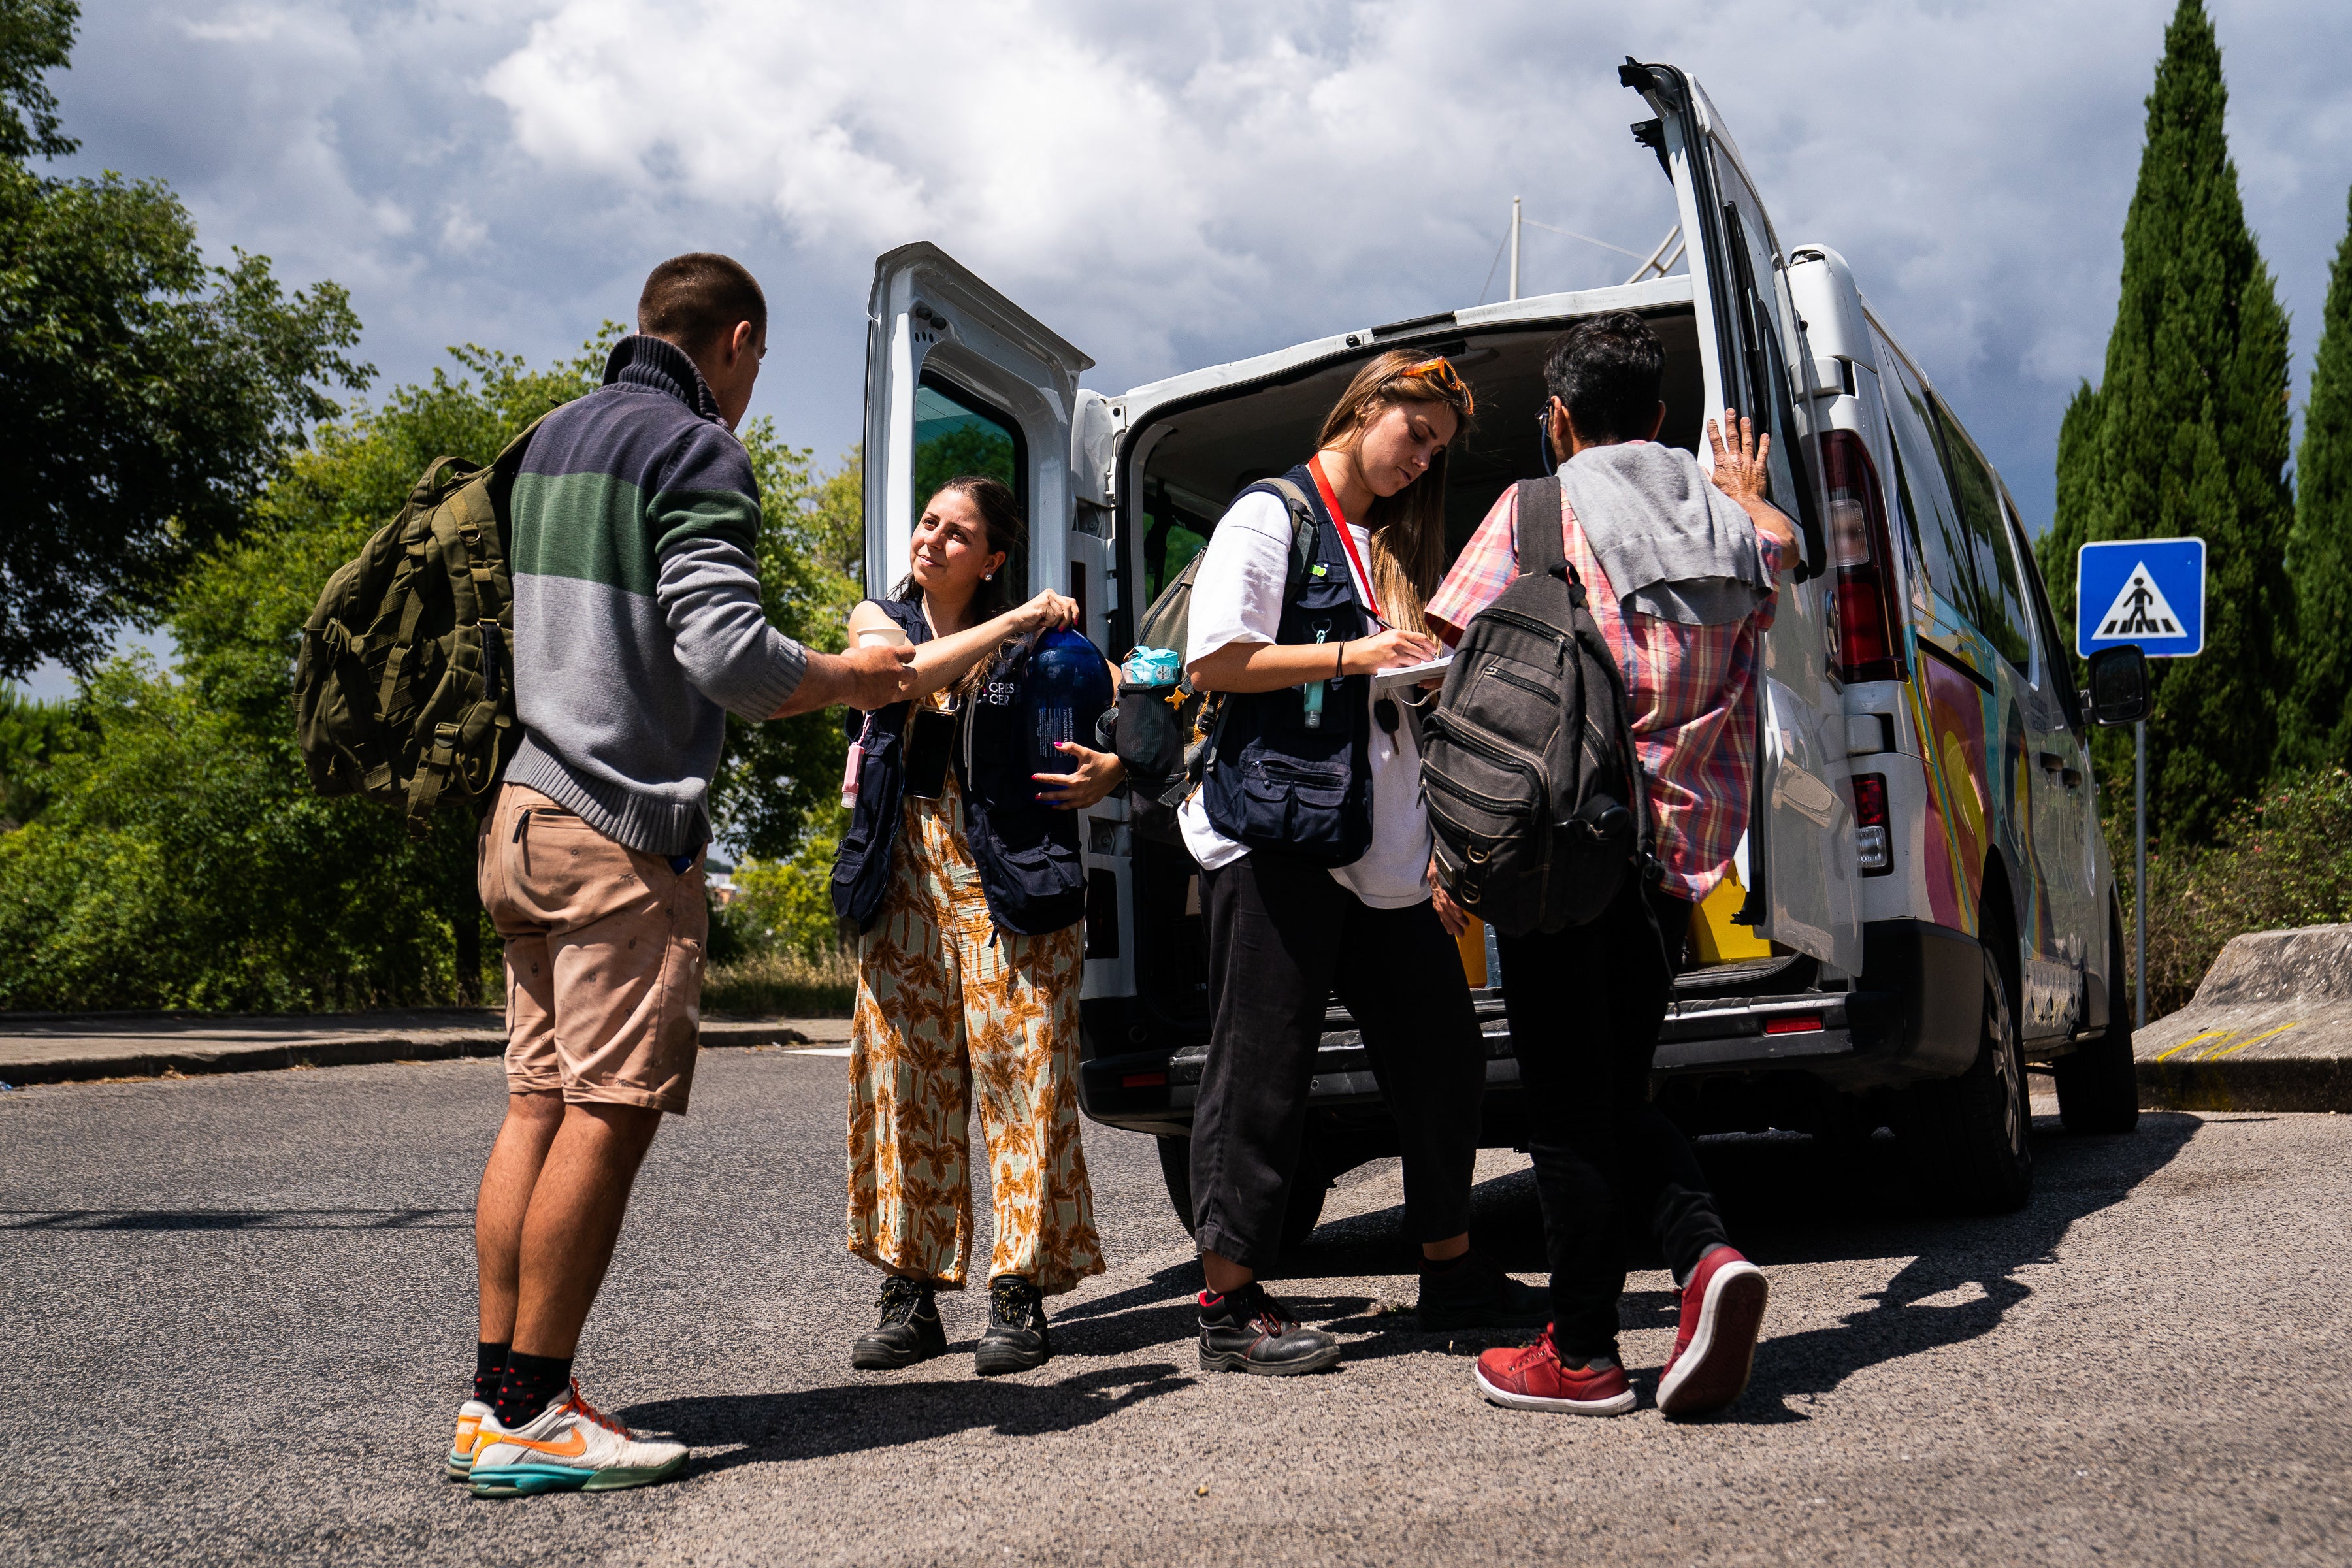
[1498,881,1730,1360]
[1190,850,1486,1270]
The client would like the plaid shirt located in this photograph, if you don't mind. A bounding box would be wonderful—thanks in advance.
[1426,483,1784,905]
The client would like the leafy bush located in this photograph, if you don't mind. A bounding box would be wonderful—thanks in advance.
[2110,766,2352,1019]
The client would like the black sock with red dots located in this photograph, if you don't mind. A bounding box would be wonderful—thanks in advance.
[472,1341,509,1405]
[493,1351,573,1428]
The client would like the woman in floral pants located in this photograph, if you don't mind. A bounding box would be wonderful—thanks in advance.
[835,475,1121,1375]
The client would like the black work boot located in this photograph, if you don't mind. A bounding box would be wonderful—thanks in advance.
[974,1275,1052,1375]
[851,1275,946,1370]
[1416,1248,1552,1332]
[1197,1282,1343,1375]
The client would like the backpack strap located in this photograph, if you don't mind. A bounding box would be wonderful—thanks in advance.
[1251,477,1322,589]
[1514,477,1582,606]
[1174,476,1323,800]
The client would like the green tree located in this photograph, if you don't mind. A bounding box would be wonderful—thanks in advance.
[2036,0,2296,844]
[0,338,860,1010]
[0,1,370,679]
[0,0,75,161]
[0,685,79,828]
[2280,188,2352,772]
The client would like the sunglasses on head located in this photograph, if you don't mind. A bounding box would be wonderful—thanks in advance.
[1396,356,1474,417]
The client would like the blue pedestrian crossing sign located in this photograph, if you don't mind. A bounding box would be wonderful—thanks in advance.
[2076,537,2206,659]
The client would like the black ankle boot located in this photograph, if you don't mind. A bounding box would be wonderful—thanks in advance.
[1416,1249,1550,1331]
[852,1275,946,1370]
[1198,1282,1341,1375]
[975,1275,1051,1375]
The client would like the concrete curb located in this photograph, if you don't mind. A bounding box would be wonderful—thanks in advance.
[2132,924,2352,1113]
[2137,1055,2352,1114]
[0,1013,851,1088]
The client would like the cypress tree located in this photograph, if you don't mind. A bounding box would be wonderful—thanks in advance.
[2281,188,2352,772]
[2048,0,2295,844]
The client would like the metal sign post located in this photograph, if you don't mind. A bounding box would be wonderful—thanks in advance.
[2077,537,2207,1028]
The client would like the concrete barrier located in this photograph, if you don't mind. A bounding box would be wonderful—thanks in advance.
[2135,924,2352,1112]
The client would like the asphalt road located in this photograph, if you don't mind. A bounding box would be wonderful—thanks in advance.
[3,1050,2346,1567]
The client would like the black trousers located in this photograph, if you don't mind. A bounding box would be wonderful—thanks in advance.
[1498,881,1730,1360]
[1190,850,1486,1270]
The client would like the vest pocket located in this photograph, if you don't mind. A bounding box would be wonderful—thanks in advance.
[995,838,1085,905]
[1240,758,1348,852]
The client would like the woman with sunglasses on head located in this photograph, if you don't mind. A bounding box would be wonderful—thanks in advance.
[1178,351,1548,1375]
[832,474,1120,1378]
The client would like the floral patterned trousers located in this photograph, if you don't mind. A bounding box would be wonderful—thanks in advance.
[848,775,1104,1294]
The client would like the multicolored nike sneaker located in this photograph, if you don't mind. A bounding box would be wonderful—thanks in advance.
[446,1397,494,1480]
[468,1380,687,1497]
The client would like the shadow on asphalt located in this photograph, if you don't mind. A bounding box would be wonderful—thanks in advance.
[619,1361,1197,1475]
[621,1115,2202,1452]
[1243,1111,2205,1411]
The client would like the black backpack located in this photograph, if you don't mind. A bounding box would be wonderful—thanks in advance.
[1112,478,1318,844]
[1422,477,1652,936]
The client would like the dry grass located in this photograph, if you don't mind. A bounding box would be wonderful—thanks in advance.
[703,946,856,1018]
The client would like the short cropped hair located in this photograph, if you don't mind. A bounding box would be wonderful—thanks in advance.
[637,253,767,356]
[1542,311,1665,444]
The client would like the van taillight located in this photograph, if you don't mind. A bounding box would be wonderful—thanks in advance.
[1821,428,1904,685]
[1853,771,1891,875]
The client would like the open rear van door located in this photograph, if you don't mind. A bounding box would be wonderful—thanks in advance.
[862,244,1132,996]
[862,244,1098,614]
[1619,62,1863,977]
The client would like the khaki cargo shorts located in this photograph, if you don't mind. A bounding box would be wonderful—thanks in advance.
[476,784,708,1115]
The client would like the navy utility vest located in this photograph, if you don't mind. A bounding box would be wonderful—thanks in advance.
[1198,465,1375,866]
[830,596,1088,937]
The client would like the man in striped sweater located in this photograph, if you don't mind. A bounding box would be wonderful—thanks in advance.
[453,254,913,1496]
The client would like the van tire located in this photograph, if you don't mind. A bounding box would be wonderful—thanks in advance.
[1153,1132,1330,1254]
[1156,1135,1198,1237]
[1895,934,2034,1213]
[2054,910,2140,1135]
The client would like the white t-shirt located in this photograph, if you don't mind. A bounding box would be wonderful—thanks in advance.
[1177,488,1433,909]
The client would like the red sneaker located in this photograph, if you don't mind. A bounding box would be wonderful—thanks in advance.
[1473,1328,1636,1416]
[1656,1245,1769,1417]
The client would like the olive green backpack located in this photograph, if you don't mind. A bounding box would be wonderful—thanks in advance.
[293,416,546,836]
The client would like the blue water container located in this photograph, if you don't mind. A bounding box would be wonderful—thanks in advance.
[1026,627,1115,777]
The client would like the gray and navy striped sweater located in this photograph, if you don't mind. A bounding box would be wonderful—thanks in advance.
[504,334,807,856]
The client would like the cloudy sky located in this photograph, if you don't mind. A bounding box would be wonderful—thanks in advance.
[22,0,2352,698]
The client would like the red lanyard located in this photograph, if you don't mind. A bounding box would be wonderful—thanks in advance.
[1308,454,1384,625]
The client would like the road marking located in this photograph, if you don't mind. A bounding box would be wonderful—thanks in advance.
[787,1046,852,1058]
[2200,1023,2298,1061]
[2155,1029,2233,1062]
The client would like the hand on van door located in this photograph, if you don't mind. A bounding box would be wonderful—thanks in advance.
[1033,742,1126,809]
[1705,408,1799,559]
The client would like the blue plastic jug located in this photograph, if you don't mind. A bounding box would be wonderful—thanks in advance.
[1026,627,1115,778]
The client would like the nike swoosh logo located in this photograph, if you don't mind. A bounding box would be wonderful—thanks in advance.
[498,1427,589,1460]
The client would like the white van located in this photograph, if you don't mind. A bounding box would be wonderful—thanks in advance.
[857,59,2148,1239]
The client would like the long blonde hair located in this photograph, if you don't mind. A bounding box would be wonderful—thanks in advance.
[1314,350,1476,635]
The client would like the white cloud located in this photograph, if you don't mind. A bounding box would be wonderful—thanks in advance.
[41,0,2352,539]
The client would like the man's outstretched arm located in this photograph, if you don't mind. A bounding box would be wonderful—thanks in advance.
[772,644,916,717]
